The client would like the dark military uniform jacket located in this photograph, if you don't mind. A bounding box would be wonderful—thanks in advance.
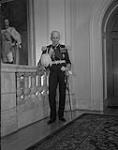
[42,44,71,67]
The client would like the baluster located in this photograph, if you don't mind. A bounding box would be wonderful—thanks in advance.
[43,74,47,87]
[16,70,47,104]
[36,75,44,95]
[16,73,21,105]
[20,73,25,100]
[35,74,41,96]
[30,72,37,100]
[24,73,31,101]
[41,75,44,86]
[38,74,41,87]
[16,72,25,105]
[35,75,38,96]
[41,73,48,95]
[28,73,31,88]
[46,74,49,94]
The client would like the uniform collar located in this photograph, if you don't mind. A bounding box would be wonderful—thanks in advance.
[52,43,60,48]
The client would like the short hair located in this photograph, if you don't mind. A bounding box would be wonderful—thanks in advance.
[50,30,60,38]
[4,18,9,22]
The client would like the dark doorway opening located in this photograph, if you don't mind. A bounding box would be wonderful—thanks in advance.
[102,1,118,110]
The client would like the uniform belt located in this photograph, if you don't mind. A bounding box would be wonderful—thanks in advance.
[52,60,65,65]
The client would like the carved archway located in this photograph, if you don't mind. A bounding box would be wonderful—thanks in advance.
[102,0,118,107]
[89,0,114,111]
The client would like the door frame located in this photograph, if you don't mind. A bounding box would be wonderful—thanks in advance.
[89,0,118,111]
[102,1,118,108]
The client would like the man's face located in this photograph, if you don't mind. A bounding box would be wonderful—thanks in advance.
[51,31,60,46]
[4,19,9,29]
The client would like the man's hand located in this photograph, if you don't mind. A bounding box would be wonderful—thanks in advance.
[61,64,72,75]
[61,65,70,72]
[61,66,66,71]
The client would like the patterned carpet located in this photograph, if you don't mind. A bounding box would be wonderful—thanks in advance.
[27,113,118,150]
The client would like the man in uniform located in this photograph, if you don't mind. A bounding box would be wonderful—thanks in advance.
[1,19,21,64]
[40,31,71,124]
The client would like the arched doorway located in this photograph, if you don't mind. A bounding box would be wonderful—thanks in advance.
[102,1,118,107]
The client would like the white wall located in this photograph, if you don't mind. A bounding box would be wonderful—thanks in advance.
[71,0,93,109]
[33,0,49,64]
[48,0,65,43]
[33,0,113,111]
[71,0,113,111]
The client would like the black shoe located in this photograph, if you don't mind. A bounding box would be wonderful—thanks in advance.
[59,117,66,122]
[47,119,56,125]
[5,61,13,64]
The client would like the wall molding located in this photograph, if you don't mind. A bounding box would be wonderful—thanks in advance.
[89,0,113,111]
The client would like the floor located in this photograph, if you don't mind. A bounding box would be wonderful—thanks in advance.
[1,108,118,150]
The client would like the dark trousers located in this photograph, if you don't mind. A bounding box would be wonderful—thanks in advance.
[49,65,66,120]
